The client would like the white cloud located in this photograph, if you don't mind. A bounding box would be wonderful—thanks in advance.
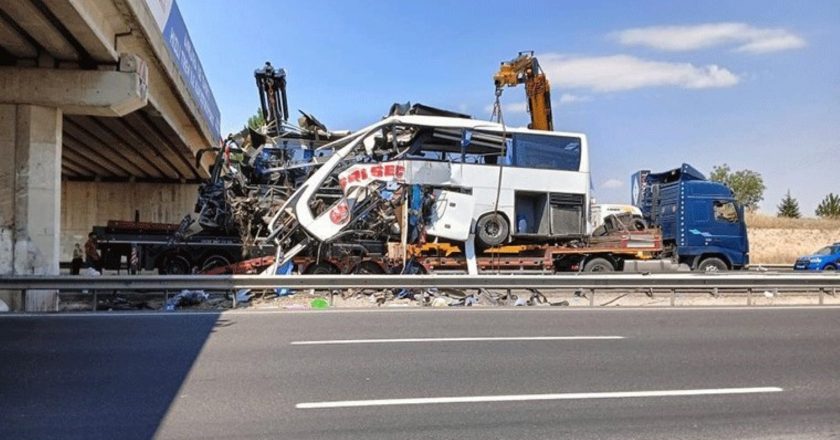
[613,23,806,54]
[601,178,624,189]
[540,54,739,92]
[557,93,590,105]
[483,101,528,114]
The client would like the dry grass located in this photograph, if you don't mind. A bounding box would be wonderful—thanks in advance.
[746,212,840,230]
[746,213,840,264]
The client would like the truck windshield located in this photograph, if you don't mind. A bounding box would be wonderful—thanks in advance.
[713,201,739,223]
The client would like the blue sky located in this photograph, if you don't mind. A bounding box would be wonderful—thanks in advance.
[179,0,839,215]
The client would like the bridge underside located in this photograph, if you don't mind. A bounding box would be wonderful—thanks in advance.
[0,0,217,310]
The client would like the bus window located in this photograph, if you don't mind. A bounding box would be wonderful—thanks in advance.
[510,134,581,171]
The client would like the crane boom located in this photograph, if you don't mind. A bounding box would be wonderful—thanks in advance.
[493,51,553,131]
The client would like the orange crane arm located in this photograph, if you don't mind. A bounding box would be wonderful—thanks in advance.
[493,51,554,131]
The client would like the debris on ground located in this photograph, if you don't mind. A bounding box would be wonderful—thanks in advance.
[165,290,209,311]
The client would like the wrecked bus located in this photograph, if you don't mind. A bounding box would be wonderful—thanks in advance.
[265,114,592,267]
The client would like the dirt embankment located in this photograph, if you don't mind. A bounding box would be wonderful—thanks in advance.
[746,213,840,264]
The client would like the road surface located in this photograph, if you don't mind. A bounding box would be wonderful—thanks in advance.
[2,307,839,439]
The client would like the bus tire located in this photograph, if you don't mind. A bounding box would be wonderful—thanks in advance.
[583,257,615,272]
[475,213,509,249]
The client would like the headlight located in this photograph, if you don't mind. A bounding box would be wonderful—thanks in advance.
[809,258,822,263]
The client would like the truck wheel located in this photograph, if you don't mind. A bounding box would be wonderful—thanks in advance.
[161,254,192,275]
[200,255,231,273]
[475,213,509,249]
[697,257,728,272]
[823,265,836,271]
[583,258,615,272]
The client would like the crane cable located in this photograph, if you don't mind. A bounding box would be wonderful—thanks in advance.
[488,88,508,274]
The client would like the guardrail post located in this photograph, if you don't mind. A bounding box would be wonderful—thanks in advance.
[819,288,824,305]
[231,289,237,309]
[747,288,752,306]
[92,290,97,312]
[589,289,595,307]
[329,290,334,307]
[163,290,169,312]
[670,289,676,307]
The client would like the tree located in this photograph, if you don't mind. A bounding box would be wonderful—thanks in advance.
[815,193,840,219]
[776,190,801,218]
[246,107,265,130]
[709,164,766,211]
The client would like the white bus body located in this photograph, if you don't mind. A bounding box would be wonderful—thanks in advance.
[272,114,590,250]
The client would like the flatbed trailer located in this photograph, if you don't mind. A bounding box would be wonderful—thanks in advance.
[414,230,662,273]
[205,229,664,275]
[93,221,272,274]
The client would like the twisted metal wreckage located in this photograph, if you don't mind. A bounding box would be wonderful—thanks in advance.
[171,62,655,309]
[180,100,523,277]
[176,63,503,280]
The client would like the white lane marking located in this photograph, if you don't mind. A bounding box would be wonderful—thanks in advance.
[296,387,783,409]
[291,336,624,345]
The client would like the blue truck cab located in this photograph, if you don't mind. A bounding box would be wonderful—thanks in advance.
[632,164,749,271]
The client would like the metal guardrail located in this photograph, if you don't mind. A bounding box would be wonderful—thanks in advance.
[1,273,838,290]
[2,273,838,311]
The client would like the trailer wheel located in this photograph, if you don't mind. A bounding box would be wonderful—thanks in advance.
[304,262,340,275]
[696,257,728,272]
[160,254,192,275]
[583,257,615,272]
[200,254,231,273]
[353,261,386,274]
[475,213,509,248]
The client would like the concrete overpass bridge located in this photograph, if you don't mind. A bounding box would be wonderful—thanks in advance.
[0,0,221,310]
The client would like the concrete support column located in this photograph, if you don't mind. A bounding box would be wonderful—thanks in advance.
[0,104,62,311]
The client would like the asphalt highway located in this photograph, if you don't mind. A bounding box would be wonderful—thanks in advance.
[2,307,840,439]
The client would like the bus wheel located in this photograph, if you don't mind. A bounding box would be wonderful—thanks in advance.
[583,258,615,272]
[161,254,192,275]
[475,213,509,248]
[697,257,728,272]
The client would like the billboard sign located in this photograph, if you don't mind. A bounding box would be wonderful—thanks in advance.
[144,0,221,143]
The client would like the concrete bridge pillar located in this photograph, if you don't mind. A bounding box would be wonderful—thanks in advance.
[0,104,62,311]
